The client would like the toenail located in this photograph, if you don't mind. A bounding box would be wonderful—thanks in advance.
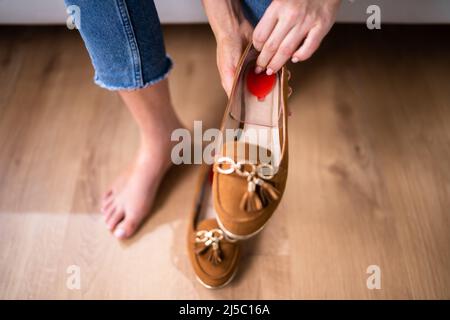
[114,228,126,239]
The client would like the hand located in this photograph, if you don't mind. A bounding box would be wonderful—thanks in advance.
[215,22,253,97]
[253,0,341,75]
[202,0,253,97]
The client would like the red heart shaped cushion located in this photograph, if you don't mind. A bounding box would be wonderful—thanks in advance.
[246,68,276,101]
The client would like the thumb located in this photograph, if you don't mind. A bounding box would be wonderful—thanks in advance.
[218,42,242,97]
[222,68,235,98]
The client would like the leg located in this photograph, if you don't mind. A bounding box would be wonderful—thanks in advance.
[103,80,182,239]
[65,0,181,239]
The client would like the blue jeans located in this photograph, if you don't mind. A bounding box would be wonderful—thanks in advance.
[64,0,271,90]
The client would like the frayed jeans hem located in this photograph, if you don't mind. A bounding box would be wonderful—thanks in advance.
[93,56,173,91]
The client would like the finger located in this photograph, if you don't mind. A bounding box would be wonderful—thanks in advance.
[292,25,327,62]
[266,25,307,74]
[252,5,278,51]
[256,21,295,74]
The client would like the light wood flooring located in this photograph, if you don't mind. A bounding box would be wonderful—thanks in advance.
[0,25,449,299]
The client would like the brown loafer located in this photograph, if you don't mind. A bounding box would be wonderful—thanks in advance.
[213,43,289,240]
[187,165,240,289]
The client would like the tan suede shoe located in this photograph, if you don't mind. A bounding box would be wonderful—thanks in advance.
[213,43,289,240]
[187,165,240,289]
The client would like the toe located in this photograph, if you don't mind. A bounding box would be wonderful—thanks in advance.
[102,189,113,201]
[104,204,116,222]
[106,209,125,231]
[113,216,140,240]
[101,197,114,213]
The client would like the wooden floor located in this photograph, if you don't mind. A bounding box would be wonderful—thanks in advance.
[0,24,449,299]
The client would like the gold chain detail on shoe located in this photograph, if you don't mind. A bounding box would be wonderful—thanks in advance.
[215,157,280,212]
[216,157,275,179]
[195,229,224,265]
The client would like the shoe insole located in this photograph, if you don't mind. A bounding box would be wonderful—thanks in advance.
[237,66,282,165]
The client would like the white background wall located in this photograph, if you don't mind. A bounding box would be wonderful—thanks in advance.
[0,0,450,24]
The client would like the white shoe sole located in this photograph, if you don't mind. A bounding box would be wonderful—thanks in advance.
[216,214,267,241]
[195,267,238,289]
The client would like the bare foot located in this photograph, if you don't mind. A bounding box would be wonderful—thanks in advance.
[101,148,168,239]
[99,79,181,240]
[100,141,173,239]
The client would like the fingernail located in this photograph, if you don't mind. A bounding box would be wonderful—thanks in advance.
[254,66,263,74]
[114,228,126,239]
[291,57,299,63]
[266,68,273,76]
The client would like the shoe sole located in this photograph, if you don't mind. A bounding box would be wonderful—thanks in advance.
[195,267,238,289]
[216,214,267,241]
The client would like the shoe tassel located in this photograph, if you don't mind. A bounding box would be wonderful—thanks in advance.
[240,176,280,212]
[195,230,223,265]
